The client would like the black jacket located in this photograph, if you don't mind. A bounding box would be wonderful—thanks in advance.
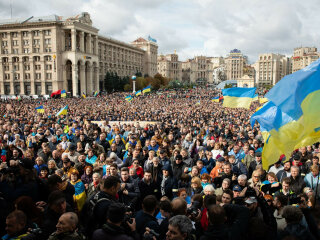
[138,179,158,202]
[135,210,160,238]
[200,204,250,240]
[289,175,306,194]
[92,222,138,240]
[172,161,187,180]
[161,176,178,200]
[278,223,316,240]
[119,177,140,206]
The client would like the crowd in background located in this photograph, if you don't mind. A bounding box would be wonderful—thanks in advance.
[0,88,319,240]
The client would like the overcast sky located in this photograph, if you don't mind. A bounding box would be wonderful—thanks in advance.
[1,0,319,63]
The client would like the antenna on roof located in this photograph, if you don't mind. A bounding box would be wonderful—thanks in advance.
[21,16,33,24]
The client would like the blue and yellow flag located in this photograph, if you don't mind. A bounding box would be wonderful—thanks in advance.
[61,89,66,98]
[211,97,219,103]
[35,105,44,113]
[259,97,268,104]
[143,86,151,93]
[125,95,133,102]
[222,87,256,109]
[82,92,86,99]
[56,105,68,116]
[94,91,98,97]
[253,94,259,101]
[251,59,320,169]
[135,90,142,96]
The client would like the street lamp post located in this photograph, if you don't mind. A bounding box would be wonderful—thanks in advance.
[132,75,136,93]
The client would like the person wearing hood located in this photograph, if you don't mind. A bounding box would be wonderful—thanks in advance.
[172,155,187,180]
[161,164,178,200]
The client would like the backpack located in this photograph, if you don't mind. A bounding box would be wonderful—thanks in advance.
[82,192,111,238]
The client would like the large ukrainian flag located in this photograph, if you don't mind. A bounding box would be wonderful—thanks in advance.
[251,59,320,169]
[222,87,256,109]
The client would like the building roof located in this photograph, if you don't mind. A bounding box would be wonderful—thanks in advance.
[0,15,64,25]
[132,37,147,43]
[215,80,238,89]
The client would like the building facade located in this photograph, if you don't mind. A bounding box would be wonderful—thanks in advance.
[157,53,182,81]
[0,12,157,96]
[254,53,291,86]
[131,37,158,77]
[292,47,319,73]
[225,49,247,80]
[181,56,213,84]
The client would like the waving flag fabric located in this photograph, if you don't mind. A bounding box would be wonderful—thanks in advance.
[211,97,219,103]
[135,90,142,96]
[251,59,320,169]
[56,105,68,116]
[35,105,44,113]
[143,86,151,93]
[125,95,133,102]
[94,91,98,97]
[61,89,66,98]
[222,87,256,109]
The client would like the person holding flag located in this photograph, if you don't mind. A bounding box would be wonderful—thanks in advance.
[35,105,44,113]
[125,95,133,102]
[135,90,142,96]
[56,105,68,116]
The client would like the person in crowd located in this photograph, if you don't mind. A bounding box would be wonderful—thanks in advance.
[276,161,291,183]
[166,215,193,240]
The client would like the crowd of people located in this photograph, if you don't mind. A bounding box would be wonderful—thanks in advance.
[0,88,319,240]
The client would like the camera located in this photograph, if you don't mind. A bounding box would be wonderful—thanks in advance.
[144,228,160,240]
[123,203,134,224]
[187,200,201,218]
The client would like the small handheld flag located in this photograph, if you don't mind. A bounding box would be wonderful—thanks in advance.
[82,92,86,99]
[61,89,66,98]
[135,90,142,96]
[94,91,98,97]
[143,86,151,93]
[56,105,68,116]
[211,97,219,103]
[35,105,44,113]
[125,95,133,102]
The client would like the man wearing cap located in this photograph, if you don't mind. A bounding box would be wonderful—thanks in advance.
[248,152,262,178]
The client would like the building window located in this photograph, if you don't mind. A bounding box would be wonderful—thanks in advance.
[4,66,9,71]
[33,30,40,36]
[23,48,30,53]
[44,56,52,61]
[34,48,40,53]
[1,32,7,38]
[33,39,40,45]
[24,65,30,70]
[46,73,52,80]
[45,64,52,70]
[2,41,8,47]
[11,32,18,38]
[25,73,30,79]
[14,73,20,80]
[4,74,10,80]
[35,65,41,70]
[22,31,29,37]
[34,56,40,62]
[35,73,41,80]
[13,49,19,54]
[45,48,51,53]
[4,84,10,95]
[44,30,51,36]
[44,38,51,45]
[13,65,19,71]
[23,40,29,46]
[13,57,19,63]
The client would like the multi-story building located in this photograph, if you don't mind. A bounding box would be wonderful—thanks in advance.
[292,47,319,72]
[0,12,157,96]
[157,52,182,81]
[212,65,226,85]
[254,53,292,86]
[181,56,213,84]
[225,49,247,80]
[131,37,158,77]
